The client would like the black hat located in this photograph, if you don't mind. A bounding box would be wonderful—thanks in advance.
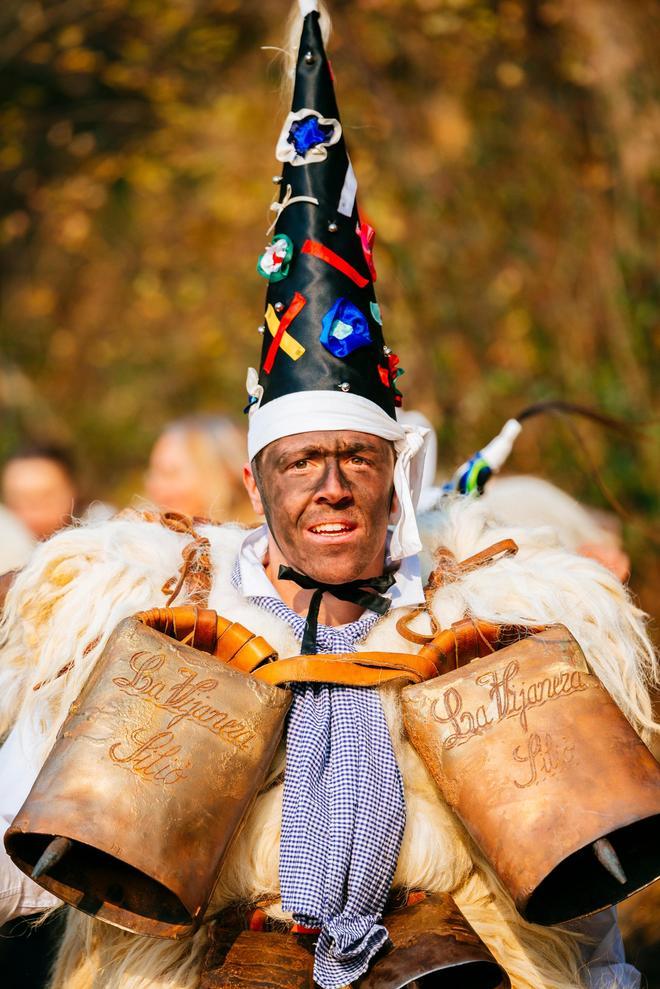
[246,0,403,419]
[246,0,428,562]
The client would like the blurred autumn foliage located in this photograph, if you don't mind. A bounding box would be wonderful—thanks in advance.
[1,0,659,606]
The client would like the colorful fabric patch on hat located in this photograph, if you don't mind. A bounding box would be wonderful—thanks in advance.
[301,239,369,288]
[257,235,294,282]
[378,351,404,406]
[370,301,382,325]
[338,159,358,218]
[289,116,335,155]
[356,218,377,282]
[243,366,264,414]
[263,292,307,374]
[321,298,372,359]
[276,109,341,167]
[265,303,305,361]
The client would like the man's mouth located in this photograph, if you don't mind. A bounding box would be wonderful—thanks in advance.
[307,521,357,537]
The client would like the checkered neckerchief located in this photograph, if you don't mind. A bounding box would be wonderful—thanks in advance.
[231,561,405,989]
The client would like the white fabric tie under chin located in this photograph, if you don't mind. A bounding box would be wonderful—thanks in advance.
[389,423,428,560]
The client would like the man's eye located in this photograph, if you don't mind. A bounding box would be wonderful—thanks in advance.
[292,459,309,469]
[349,456,368,465]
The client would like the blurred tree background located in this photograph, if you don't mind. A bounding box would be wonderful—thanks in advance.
[0,0,658,577]
[0,0,659,976]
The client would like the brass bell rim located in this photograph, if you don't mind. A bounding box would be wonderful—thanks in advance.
[522,812,660,926]
[5,827,198,940]
[359,948,509,989]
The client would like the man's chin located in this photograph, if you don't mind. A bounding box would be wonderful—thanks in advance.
[289,548,373,585]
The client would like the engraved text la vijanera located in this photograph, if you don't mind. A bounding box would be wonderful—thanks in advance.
[106,650,258,784]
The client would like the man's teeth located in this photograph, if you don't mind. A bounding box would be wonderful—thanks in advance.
[310,524,353,533]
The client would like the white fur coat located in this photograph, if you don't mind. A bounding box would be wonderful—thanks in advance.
[0,496,656,989]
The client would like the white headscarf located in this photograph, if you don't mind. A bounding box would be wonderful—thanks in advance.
[246,379,430,561]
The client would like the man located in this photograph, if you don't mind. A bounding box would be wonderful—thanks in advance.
[0,3,655,988]
[0,443,650,989]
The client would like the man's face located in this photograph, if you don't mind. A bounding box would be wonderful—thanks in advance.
[2,457,76,540]
[243,430,396,584]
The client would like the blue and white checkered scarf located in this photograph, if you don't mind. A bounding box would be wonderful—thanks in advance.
[232,563,405,989]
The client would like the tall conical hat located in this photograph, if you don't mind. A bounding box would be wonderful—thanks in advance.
[246,0,429,559]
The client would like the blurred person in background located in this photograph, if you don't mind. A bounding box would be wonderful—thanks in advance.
[1,445,78,542]
[480,475,631,583]
[401,410,632,585]
[145,414,254,523]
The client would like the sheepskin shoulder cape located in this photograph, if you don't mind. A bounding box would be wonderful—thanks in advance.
[0,497,657,989]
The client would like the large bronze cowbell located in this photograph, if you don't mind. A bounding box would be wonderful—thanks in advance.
[5,616,291,938]
[402,624,660,925]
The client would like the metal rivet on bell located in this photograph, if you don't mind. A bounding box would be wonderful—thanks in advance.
[338,382,351,392]
[304,51,315,65]
[257,325,265,335]
[327,221,338,233]
[272,175,282,184]
[383,345,392,355]
[274,301,284,313]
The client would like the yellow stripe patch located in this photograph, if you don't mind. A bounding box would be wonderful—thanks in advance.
[265,304,305,361]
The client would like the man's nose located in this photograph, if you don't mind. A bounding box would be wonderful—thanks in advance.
[314,460,353,505]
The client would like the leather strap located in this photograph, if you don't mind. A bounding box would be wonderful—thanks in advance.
[133,607,440,686]
[395,606,437,644]
[417,617,547,676]
[252,650,439,688]
[454,538,519,574]
[134,607,277,671]
[397,538,520,644]
[135,607,218,651]
[427,538,519,590]
[216,621,278,674]
[133,607,545,688]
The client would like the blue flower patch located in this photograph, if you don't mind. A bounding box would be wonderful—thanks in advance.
[276,110,341,166]
[288,115,336,156]
[321,298,372,359]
